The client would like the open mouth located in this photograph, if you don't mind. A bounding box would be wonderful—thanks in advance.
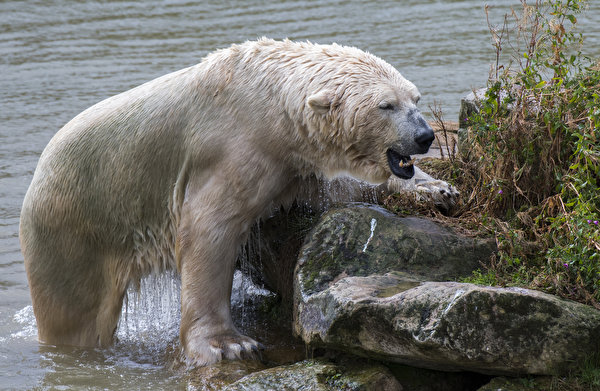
[386,149,415,179]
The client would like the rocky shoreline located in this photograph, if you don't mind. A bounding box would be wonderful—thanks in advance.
[294,205,600,377]
[180,201,600,390]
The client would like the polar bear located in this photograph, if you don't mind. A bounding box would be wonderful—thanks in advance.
[20,38,456,366]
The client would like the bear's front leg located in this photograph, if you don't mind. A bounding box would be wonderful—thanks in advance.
[177,189,262,366]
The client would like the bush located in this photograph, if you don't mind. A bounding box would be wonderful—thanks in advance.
[458,0,599,306]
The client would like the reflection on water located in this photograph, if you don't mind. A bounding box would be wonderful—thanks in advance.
[1,0,598,389]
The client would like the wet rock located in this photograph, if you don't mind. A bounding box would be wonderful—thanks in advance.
[242,204,319,305]
[293,204,600,376]
[243,175,459,302]
[296,275,600,375]
[293,204,495,297]
[186,360,268,390]
[223,359,401,391]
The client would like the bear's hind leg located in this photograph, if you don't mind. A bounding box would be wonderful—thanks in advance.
[94,261,130,347]
[24,239,127,348]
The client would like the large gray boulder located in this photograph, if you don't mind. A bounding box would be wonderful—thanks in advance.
[294,204,495,297]
[293,204,600,376]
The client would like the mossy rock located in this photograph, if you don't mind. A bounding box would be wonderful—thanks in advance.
[295,203,495,296]
[223,359,401,391]
[294,275,600,376]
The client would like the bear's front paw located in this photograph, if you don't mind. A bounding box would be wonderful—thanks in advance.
[185,331,263,367]
[415,179,459,214]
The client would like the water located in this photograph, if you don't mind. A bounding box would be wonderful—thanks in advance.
[1,1,598,389]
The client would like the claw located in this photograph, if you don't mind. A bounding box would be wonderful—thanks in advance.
[225,343,243,360]
[415,180,459,214]
[186,332,264,366]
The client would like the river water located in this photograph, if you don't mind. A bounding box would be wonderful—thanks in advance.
[1,1,598,389]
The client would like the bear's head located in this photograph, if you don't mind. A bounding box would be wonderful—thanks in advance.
[305,50,434,185]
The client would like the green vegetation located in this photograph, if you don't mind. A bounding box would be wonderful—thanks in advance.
[433,2,600,387]
[383,0,598,306]
[484,352,600,391]
[460,0,599,307]
[408,0,599,310]
[382,2,599,386]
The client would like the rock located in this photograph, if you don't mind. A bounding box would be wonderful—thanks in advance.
[457,87,518,155]
[296,275,600,375]
[458,88,486,128]
[243,175,463,302]
[293,204,600,376]
[458,88,494,156]
[238,207,312,306]
[457,88,485,155]
[294,204,495,297]
[456,127,470,156]
[223,359,402,391]
[186,360,268,390]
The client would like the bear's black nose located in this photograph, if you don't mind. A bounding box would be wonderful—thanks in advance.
[415,127,435,151]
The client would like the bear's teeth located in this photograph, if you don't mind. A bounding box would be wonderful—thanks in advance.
[398,159,414,168]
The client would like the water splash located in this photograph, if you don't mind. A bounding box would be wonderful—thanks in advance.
[115,260,273,353]
[116,270,181,356]
[234,224,275,330]
[231,270,273,305]
[9,305,37,340]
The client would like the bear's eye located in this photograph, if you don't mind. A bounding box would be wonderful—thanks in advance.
[378,102,395,111]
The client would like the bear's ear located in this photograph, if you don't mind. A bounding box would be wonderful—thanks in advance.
[307,90,333,115]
